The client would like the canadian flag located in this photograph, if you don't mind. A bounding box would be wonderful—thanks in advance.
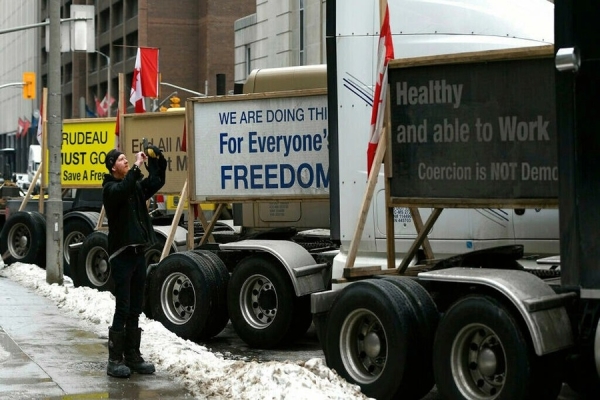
[130,47,159,113]
[366,4,394,176]
[99,94,115,117]
[22,118,31,137]
[17,117,25,138]
[95,96,105,117]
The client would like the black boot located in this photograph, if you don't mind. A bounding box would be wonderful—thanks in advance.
[107,328,131,378]
[124,327,155,374]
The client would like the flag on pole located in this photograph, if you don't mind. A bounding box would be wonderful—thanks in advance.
[37,99,44,144]
[17,117,25,138]
[100,94,115,116]
[22,117,31,137]
[130,47,159,113]
[96,94,115,117]
[181,122,187,152]
[367,4,394,176]
[95,95,105,117]
[140,48,159,97]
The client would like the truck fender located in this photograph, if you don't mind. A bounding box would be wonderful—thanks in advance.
[219,239,329,296]
[418,267,576,356]
[152,225,188,253]
[63,210,101,228]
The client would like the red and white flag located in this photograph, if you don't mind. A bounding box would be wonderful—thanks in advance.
[130,47,159,113]
[17,117,25,138]
[95,95,105,117]
[367,4,394,176]
[22,118,31,137]
[99,94,115,117]
[181,121,187,152]
[37,100,43,144]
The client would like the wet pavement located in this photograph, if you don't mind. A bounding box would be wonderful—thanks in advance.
[0,276,192,400]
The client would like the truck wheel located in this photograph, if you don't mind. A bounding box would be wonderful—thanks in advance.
[382,276,438,399]
[75,231,114,293]
[192,250,230,339]
[0,211,46,266]
[228,255,300,348]
[63,218,93,278]
[143,240,174,319]
[150,251,214,342]
[325,279,416,400]
[143,264,156,319]
[433,295,539,400]
[144,239,174,266]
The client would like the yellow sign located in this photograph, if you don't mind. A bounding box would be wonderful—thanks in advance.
[56,119,117,188]
[166,195,188,210]
[165,195,217,211]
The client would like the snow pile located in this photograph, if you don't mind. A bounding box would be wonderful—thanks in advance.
[0,262,370,400]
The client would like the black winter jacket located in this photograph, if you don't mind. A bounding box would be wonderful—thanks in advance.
[102,155,167,255]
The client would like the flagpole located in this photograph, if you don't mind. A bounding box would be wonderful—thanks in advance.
[97,50,111,117]
[345,128,388,270]
[345,0,389,270]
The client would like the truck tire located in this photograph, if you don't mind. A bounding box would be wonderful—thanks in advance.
[143,263,156,320]
[149,251,214,342]
[227,254,298,348]
[0,211,46,266]
[75,231,114,293]
[142,240,172,319]
[144,239,174,266]
[432,295,555,400]
[192,250,230,339]
[63,218,94,278]
[324,279,416,400]
[381,276,438,399]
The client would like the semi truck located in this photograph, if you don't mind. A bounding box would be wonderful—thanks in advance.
[306,1,600,399]
[144,0,561,360]
[69,2,598,398]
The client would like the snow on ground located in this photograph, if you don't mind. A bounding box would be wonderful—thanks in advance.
[0,262,371,400]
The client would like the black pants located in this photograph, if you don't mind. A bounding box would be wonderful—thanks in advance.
[110,246,146,331]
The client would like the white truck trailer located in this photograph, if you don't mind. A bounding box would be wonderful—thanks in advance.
[307,0,600,399]
[146,0,562,362]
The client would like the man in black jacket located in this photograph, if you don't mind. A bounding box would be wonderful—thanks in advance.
[102,146,166,378]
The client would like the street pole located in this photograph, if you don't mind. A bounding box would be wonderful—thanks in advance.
[97,50,111,117]
[46,1,63,284]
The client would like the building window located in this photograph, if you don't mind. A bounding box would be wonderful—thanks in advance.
[299,0,305,65]
[125,0,138,19]
[113,3,124,28]
[246,46,252,77]
[100,8,110,33]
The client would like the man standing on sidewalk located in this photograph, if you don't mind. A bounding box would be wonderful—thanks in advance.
[102,145,166,378]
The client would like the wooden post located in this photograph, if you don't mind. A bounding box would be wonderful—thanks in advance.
[19,162,43,211]
[162,180,187,260]
[345,131,387,269]
[96,206,106,230]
